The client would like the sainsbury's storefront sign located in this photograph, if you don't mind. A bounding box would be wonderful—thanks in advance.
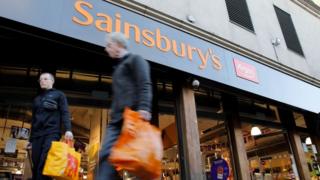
[72,1,223,72]
[1,0,320,113]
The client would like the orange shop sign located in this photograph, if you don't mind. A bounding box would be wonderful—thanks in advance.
[72,0,222,71]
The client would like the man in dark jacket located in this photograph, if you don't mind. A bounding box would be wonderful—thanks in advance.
[95,32,152,179]
[28,72,73,180]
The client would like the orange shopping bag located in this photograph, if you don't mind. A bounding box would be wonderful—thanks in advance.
[43,141,81,180]
[108,108,163,180]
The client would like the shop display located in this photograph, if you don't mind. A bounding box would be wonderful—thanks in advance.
[211,158,229,180]
[161,146,180,180]
[248,149,298,178]
[303,139,320,179]
[10,126,30,140]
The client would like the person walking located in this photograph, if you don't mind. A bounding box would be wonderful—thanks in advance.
[28,72,73,180]
[95,32,153,179]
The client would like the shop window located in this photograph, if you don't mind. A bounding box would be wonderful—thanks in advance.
[238,98,281,123]
[157,80,173,95]
[0,66,39,77]
[242,122,299,179]
[294,112,307,128]
[157,80,181,180]
[159,105,180,179]
[225,0,254,31]
[0,94,110,179]
[56,70,70,79]
[0,103,32,178]
[101,75,112,84]
[300,135,320,179]
[68,105,109,178]
[0,66,40,89]
[195,91,234,180]
[0,66,28,76]
[72,72,99,82]
[30,68,40,77]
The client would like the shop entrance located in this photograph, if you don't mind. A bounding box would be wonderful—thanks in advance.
[0,102,110,180]
[0,19,116,179]
[0,66,183,180]
[0,19,183,178]
[0,73,111,179]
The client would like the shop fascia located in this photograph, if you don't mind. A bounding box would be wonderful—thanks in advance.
[72,0,222,72]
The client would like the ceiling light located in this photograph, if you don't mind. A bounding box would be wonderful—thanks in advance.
[306,137,312,145]
[251,126,262,136]
[15,169,22,175]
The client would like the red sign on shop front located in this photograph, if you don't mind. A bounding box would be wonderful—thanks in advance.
[233,58,259,83]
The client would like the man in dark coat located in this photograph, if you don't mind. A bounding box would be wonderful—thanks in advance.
[28,72,73,180]
[95,32,153,180]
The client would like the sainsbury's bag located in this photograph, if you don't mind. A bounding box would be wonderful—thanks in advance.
[43,141,81,180]
[108,108,163,180]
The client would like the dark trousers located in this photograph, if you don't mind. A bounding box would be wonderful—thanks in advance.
[95,120,123,180]
[31,134,60,180]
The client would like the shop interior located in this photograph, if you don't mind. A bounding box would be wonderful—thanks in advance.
[239,100,299,180]
[194,94,314,180]
[1,67,318,180]
[0,71,124,179]
[195,91,233,180]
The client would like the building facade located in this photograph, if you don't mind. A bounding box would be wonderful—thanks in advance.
[131,0,320,79]
[0,0,320,179]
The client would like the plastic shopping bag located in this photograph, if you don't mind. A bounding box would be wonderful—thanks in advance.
[109,108,163,180]
[43,141,81,180]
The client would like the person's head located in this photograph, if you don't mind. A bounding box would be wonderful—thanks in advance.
[39,72,55,90]
[105,32,129,59]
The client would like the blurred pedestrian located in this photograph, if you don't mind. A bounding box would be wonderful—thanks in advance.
[95,32,152,180]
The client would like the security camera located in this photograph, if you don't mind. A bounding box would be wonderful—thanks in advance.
[271,37,281,46]
[186,15,196,23]
[192,79,200,89]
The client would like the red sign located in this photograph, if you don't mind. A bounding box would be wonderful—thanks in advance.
[233,58,259,83]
